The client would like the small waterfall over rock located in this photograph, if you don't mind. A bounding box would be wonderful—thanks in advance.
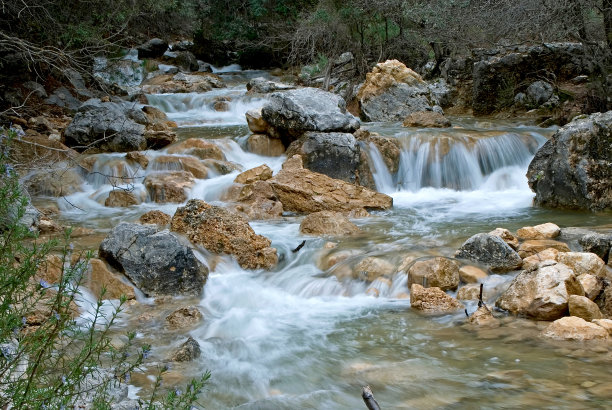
[367,130,548,193]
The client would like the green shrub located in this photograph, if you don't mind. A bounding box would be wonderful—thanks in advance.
[0,128,209,408]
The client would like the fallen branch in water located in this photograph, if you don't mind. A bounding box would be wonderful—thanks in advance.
[362,385,381,410]
[292,240,306,253]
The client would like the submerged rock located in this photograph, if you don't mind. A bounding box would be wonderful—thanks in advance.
[166,306,203,329]
[354,257,395,282]
[455,233,522,273]
[299,211,361,236]
[99,223,208,297]
[402,111,451,128]
[527,111,612,211]
[143,171,195,203]
[268,155,392,214]
[170,337,201,362]
[495,262,584,320]
[171,199,278,270]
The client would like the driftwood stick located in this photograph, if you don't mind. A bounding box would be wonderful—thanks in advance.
[292,240,306,253]
[361,385,381,410]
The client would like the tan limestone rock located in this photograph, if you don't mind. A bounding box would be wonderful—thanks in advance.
[234,164,273,185]
[568,294,603,321]
[457,284,481,300]
[171,199,278,269]
[467,306,500,327]
[517,223,561,240]
[245,108,271,134]
[354,257,394,282]
[104,190,140,207]
[522,248,560,271]
[165,306,203,329]
[489,227,519,250]
[300,211,361,236]
[518,240,571,258]
[85,259,136,300]
[459,265,488,283]
[558,252,607,278]
[542,316,608,341]
[143,171,195,203]
[403,111,451,128]
[247,134,285,156]
[593,318,612,335]
[577,273,603,300]
[166,138,225,161]
[152,155,209,179]
[408,257,460,291]
[139,210,171,226]
[269,155,392,214]
[410,284,463,314]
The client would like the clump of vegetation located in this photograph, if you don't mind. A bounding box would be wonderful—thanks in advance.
[0,128,208,408]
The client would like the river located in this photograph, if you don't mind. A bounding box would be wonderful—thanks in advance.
[49,68,612,408]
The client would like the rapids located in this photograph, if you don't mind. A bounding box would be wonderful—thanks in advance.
[43,68,612,408]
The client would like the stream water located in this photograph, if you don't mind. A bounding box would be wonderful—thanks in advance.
[45,69,612,408]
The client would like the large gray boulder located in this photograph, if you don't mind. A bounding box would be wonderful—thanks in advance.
[99,223,208,296]
[579,232,612,264]
[357,60,436,122]
[286,132,360,184]
[64,99,175,152]
[261,88,360,141]
[455,233,523,273]
[527,111,612,211]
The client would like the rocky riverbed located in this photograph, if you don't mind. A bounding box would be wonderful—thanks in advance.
[7,50,612,408]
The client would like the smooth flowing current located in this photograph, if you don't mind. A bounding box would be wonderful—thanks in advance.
[46,69,612,409]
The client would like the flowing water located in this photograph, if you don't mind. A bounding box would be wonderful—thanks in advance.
[42,69,612,408]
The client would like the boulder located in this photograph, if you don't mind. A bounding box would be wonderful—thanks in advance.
[402,111,451,128]
[84,259,136,300]
[457,284,481,300]
[354,131,401,174]
[246,108,271,134]
[593,318,612,335]
[467,306,500,327]
[98,223,208,296]
[558,252,607,278]
[137,38,168,59]
[25,168,83,197]
[125,151,150,169]
[568,294,603,321]
[527,111,612,211]
[141,72,224,94]
[455,233,523,273]
[286,132,360,184]
[357,60,436,121]
[459,265,488,283]
[143,171,195,203]
[579,232,612,263]
[247,134,285,156]
[93,57,145,91]
[104,190,139,207]
[354,257,394,282]
[300,211,360,236]
[261,88,359,141]
[246,77,295,95]
[516,223,561,240]
[521,248,561,271]
[139,210,172,226]
[268,155,392,214]
[165,306,203,329]
[495,262,584,320]
[488,227,519,250]
[63,99,176,153]
[578,273,603,300]
[36,254,63,285]
[407,257,460,291]
[410,284,463,314]
[234,164,273,185]
[166,138,225,160]
[171,199,278,269]
[170,337,201,362]
[518,240,571,258]
[525,80,554,107]
[542,316,608,341]
[151,155,209,179]
[232,180,284,220]
[173,51,199,72]
[595,285,612,317]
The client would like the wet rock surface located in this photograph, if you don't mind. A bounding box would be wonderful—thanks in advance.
[99,222,208,296]
[455,233,522,273]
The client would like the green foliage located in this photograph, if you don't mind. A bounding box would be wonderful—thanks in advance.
[0,128,208,408]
